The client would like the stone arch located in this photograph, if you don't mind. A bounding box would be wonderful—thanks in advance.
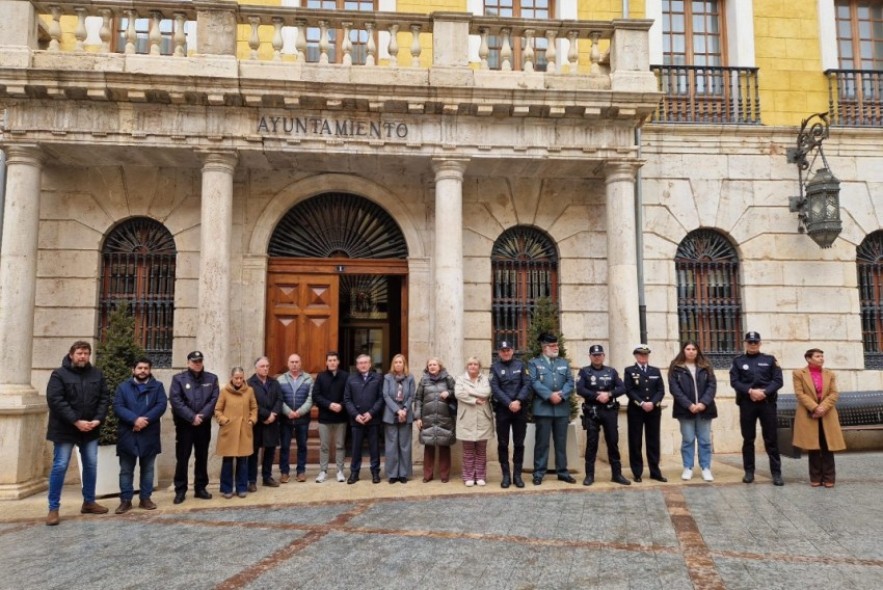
[248,173,425,259]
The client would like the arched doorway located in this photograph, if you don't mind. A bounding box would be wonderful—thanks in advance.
[265,192,409,375]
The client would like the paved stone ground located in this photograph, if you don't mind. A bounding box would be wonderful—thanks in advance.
[1,453,882,590]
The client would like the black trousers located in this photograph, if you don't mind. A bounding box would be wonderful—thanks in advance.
[495,409,527,469]
[350,422,380,474]
[627,404,662,478]
[739,401,781,475]
[173,419,212,494]
[808,421,836,484]
[585,407,622,476]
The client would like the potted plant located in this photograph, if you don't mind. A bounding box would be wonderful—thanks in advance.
[84,301,146,496]
[521,297,582,470]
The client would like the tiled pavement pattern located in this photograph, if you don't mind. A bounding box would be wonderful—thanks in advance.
[1,453,882,589]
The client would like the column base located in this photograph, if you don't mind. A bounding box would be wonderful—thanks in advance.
[0,386,49,499]
[0,478,48,501]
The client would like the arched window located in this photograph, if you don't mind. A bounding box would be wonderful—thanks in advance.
[675,228,743,368]
[99,217,177,368]
[491,226,558,355]
[858,231,883,369]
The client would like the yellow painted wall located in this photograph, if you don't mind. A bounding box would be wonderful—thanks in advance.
[753,0,829,126]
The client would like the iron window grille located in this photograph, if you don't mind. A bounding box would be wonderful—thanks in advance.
[858,231,883,369]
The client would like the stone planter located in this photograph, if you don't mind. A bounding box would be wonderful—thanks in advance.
[77,445,138,498]
[522,421,582,473]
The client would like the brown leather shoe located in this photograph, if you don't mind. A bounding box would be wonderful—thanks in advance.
[263,478,280,488]
[115,500,133,514]
[296,473,306,482]
[138,498,157,510]
[81,501,109,514]
[247,483,257,493]
[280,474,290,484]
[46,510,60,526]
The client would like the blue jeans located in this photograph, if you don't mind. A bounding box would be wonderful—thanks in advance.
[48,439,97,511]
[220,457,249,494]
[679,417,713,470]
[118,451,157,501]
[280,421,309,475]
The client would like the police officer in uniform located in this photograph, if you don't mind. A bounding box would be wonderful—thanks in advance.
[169,351,220,504]
[576,344,631,486]
[624,344,667,483]
[528,333,576,485]
[489,340,531,488]
[729,331,784,486]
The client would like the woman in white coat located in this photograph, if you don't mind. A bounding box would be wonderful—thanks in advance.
[455,356,494,486]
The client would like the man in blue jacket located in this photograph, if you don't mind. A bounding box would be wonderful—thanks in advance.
[489,340,530,488]
[528,333,576,485]
[113,357,168,514]
[344,354,384,484]
[169,350,219,504]
[623,345,667,483]
[45,340,110,526]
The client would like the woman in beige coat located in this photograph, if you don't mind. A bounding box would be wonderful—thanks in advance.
[455,356,494,487]
[792,348,846,487]
[215,367,258,498]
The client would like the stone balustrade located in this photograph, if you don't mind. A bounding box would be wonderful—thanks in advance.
[18,0,649,77]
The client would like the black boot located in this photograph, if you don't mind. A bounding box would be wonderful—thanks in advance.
[512,464,525,488]
[611,462,631,486]
[500,462,511,489]
[583,463,594,486]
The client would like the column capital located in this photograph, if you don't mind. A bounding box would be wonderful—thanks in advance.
[601,160,642,184]
[431,157,469,181]
[3,144,43,167]
[197,150,238,173]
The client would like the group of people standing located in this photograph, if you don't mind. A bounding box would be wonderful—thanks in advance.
[43,330,846,526]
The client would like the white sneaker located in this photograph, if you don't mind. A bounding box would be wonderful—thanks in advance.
[336,470,346,483]
[701,468,714,482]
[465,480,475,487]
[681,468,693,480]
[315,471,327,483]
[476,479,486,486]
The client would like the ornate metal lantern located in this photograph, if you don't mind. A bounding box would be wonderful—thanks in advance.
[786,113,843,249]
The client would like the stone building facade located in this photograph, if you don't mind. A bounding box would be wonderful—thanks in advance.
[0,0,881,498]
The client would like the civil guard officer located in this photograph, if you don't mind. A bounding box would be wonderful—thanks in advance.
[528,332,576,485]
[729,331,784,486]
[489,340,531,488]
[623,344,667,483]
[576,344,630,486]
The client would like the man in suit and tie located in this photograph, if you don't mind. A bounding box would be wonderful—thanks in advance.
[624,345,667,482]
[344,354,384,484]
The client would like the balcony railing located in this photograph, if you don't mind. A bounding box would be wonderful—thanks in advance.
[23,0,642,77]
[826,69,883,127]
[650,65,761,125]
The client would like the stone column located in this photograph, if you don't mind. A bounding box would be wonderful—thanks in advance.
[197,151,237,375]
[0,145,48,499]
[604,161,642,371]
[431,158,468,375]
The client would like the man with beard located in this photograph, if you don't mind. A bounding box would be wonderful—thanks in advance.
[45,340,110,526]
[113,357,168,513]
[528,333,576,485]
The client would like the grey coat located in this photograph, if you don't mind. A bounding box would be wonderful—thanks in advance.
[414,370,457,446]
[382,373,416,425]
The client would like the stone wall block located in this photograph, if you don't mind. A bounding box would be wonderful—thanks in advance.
[548,204,593,241]
[466,178,519,231]
[463,282,490,312]
[558,232,606,258]
[642,204,689,244]
[36,250,100,278]
[714,179,755,234]
[656,180,699,232]
[36,220,102,251]
[35,278,97,307]
[728,154,773,180]
[33,308,97,338]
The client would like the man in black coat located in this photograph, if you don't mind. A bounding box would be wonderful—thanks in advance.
[489,340,530,488]
[45,340,111,525]
[312,352,349,483]
[169,350,219,504]
[344,354,384,484]
[247,356,283,490]
[624,345,667,483]
[730,331,784,486]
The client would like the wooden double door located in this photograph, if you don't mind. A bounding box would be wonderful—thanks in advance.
[265,259,408,376]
